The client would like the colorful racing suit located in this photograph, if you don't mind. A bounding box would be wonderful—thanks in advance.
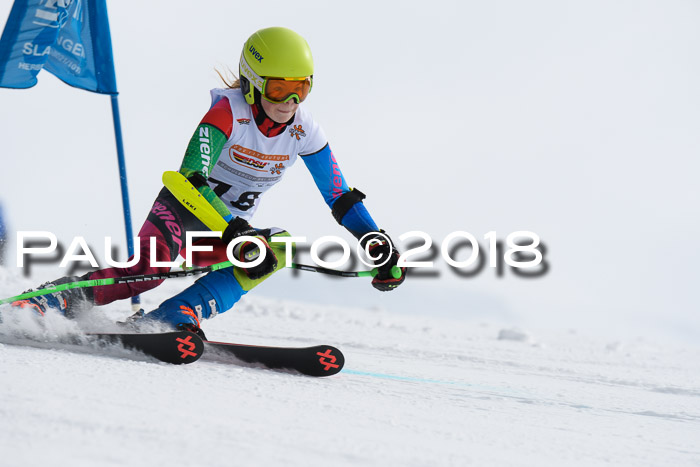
[85,89,379,328]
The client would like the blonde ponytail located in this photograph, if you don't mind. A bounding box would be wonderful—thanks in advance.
[215,68,240,89]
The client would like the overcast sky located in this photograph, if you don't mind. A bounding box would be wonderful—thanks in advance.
[1,0,699,343]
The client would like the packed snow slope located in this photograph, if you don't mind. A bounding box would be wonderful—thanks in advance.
[0,269,698,467]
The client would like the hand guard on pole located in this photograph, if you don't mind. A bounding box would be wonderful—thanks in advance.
[222,217,278,280]
[361,230,406,292]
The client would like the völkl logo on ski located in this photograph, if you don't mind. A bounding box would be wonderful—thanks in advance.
[176,335,198,359]
[316,348,340,372]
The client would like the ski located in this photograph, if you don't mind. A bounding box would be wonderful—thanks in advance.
[87,331,204,365]
[203,340,345,377]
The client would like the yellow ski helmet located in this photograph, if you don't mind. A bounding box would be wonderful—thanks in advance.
[239,27,314,105]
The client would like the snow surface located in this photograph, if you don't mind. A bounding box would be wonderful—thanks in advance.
[3,0,700,345]
[1,269,699,467]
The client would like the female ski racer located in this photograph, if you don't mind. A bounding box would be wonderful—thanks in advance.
[14,27,405,333]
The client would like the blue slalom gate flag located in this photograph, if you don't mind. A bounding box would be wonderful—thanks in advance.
[0,0,117,94]
[0,0,139,306]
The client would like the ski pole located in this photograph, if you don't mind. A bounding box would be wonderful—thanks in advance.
[0,261,231,306]
[0,260,396,306]
[290,263,402,279]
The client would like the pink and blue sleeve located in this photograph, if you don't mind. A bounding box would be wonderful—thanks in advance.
[300,144,379,239]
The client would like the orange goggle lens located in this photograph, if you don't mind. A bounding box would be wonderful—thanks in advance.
[262,77,312,104]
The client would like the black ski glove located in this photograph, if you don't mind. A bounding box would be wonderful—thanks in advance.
[222,217,278,280]
[361,230,406,292]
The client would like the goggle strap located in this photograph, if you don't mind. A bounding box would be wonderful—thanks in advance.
[239,54,265,92]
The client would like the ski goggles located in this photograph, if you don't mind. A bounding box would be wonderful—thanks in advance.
[262,77,312,104]
[240,55,313,104]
